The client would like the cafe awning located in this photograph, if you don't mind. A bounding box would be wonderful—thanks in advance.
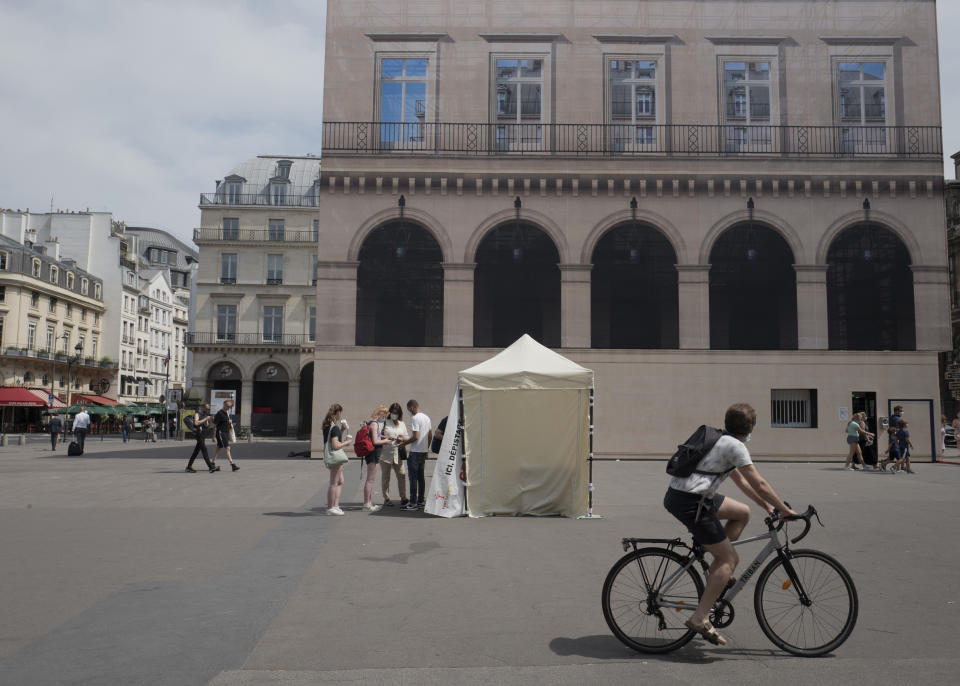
[71,394,118,406]
[0,388,48,407]
[28,389,65,409]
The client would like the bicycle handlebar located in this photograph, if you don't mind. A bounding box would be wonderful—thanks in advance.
[765,504,821,544]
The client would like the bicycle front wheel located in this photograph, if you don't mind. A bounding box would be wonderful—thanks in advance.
[754,549,858,657]
[602,548,704,653]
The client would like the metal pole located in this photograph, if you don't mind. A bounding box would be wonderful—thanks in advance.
[578,388,602,519]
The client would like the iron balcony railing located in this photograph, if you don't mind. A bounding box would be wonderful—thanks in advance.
[321,121,942,158]
[200,186,323,208]
[186,332,314,347]
[193,227,319,243]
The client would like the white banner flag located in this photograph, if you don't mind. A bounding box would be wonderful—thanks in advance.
[425,388,465,517]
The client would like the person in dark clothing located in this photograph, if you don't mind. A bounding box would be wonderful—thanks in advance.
[49,416,63,450]
[210,400,238,472]
[185,404,214,473]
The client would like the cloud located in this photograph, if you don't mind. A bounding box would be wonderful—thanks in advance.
[0,0,327,241]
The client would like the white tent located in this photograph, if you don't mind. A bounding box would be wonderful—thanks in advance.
[459,335,594,517]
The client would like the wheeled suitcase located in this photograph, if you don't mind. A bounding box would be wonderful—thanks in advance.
[67,441,83,456]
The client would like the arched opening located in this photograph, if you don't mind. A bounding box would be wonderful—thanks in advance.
[710,223,798,350]
[298,362,313,439]
[207,362,242,419]
[827,223,915,350]
[474,221,561,347]
[356,220,444,346]
[251,362,289,436]
[591,221,678,348]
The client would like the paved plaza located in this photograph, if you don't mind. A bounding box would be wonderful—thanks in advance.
[0,438,958,685]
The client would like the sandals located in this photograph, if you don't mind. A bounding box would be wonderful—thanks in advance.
[684,619,727,646]
[383,498,394,507]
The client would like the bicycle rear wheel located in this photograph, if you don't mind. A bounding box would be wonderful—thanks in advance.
[602,548,704,653]
[754,549,858,657]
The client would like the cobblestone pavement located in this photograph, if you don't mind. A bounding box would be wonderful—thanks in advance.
[0,443,957,685]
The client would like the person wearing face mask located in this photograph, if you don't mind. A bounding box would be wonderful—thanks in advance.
[663,403,795,648]
[379,402,409,507]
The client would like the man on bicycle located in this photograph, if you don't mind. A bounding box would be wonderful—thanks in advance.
[663,403,796,646]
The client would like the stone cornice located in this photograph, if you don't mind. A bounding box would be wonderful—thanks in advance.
[364,32,448,42]
[706,35,790,45]
[819,36,904,46]
[478,33,563,43]
[592,34,678,44]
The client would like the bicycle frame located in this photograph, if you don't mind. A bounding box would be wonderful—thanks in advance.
[651,527,796,612]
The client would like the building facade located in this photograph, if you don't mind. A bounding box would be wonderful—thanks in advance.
[312,0,950,461]
[188,155,322,437]
[943,152,960,418]
[0,226,106,429]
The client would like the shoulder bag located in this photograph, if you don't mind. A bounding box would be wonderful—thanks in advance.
[324,429,349,467]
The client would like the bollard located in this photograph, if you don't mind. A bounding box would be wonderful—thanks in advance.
[247,431,253,444]
[0,434,7,446]
[18,434,25,445]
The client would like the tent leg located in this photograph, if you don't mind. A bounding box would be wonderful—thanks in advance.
[578,388,603,519]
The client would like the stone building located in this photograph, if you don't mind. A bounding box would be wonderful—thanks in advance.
[311,0,950,462]
[188,155,322,437]
[943,152,960,418]
[0,226,106,429]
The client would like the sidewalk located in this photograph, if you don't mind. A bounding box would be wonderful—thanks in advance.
[0,434,310,456]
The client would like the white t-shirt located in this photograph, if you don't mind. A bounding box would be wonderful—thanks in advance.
[409,412,432,453]
[669,434,753,496]
[73,411,91,430]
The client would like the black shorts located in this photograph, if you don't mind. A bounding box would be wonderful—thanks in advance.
[215,430,229,448]
[663,488,728,545]
[364,451,380,465]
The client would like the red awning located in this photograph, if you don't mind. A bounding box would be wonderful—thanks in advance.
[71,394,118,406]
[28,389,65,408]
[0,388,48,407]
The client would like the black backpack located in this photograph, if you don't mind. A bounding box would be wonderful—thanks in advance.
[665,425,731,478]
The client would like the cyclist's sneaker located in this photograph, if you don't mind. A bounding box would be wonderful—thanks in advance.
[843,466,853,471]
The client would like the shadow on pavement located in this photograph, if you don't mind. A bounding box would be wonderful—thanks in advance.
[549,634,788,663]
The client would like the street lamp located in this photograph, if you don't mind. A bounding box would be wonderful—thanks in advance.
[64,339,82,407]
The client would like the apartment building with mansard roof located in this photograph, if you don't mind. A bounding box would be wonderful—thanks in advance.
[310,0,950,461]
[189,155,322,437]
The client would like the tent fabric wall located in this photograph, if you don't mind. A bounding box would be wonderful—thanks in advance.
[458,335,594,517]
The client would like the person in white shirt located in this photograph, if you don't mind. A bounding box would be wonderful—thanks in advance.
[400,399,432,511]
[663,403,795,647]
[72,408,91,451]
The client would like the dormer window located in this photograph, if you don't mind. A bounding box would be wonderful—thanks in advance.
[226,181,242,204]
[67,272,75,289]
[49,265,59,283]
[270,182,288,206]
[94,283,102,300]
[0,252,7,270]
[276,160,292,179]
[32,258,41,277]
[81,278,89,295]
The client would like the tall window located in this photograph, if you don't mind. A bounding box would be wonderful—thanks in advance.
[0,285,4,302]
[0,252,7,269]
[31,291,39,307]
[263,306,283,342]
[313,219,320,242]
[27,323,36,350]
[221,254,238,284]
[81,278,88,295]
[92,338,97,359]
[270,183,288,206]
[838,61,888,153]
[723,60,772,152]
[67,273,75,289]
[65,303,72,318]
[267,254,283,285]
[32,259,41,277]
[494,57,544,149]
[609,59,658,149]
[312,255,318,285]
[308,306,317,342]
[49,297,57,313]
[223,217,239,240]
[380,57,427,146]
[216,305,237,341]
[94,284,101,299]
[225,181,242,204]
[47,326,55,351]
[268,219,285,241]
[49,265,58,283]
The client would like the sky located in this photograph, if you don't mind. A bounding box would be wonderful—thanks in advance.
[0,0,957,245]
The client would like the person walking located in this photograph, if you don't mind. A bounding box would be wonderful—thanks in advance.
[663,403,796,647]
[210,400,238,472]
[380,402,409,508]
[894,419,915,473]
[121,416,132,443]
[49,415,62,451]
[185,404,214,473]
[400,399,432,511]
[323,403,353,515]
[843,412,872,470]
[73,407,91,452]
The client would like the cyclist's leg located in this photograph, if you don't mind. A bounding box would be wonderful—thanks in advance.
[717,496,751,542]
[690,538,738,631]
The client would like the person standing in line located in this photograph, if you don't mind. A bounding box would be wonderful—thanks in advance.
[400,399,432,511]
[843,412,872,471]
[360,406,388,512]
[323,403,353,515]
[380,402,409,507]
[144,417,157,442]
[49,415,62,451]
[121,415,132,443]
[73,407,91,451]
[210,400,238,472]
[185,404,214,473]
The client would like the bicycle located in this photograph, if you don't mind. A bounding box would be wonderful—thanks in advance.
[602,505,858,657]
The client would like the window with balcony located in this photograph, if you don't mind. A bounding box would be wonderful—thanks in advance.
[313,219,320,242]
[308,306,316,342]
[312,255,318,285]
[267,254,283,285]
[221,253,238,284]
[493,56,545,150]
[46,325,54,351]
[263,305,283,342]
[837,60,888,153]
[27,322,36,350]
[223,217,240,240]
[609,58,659,151]
[379,56,428,147]
[268,219,285,241]
[722,60,773,152]
[270,182,288,206]
[225,181,242,204]
[216,305,237,341]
